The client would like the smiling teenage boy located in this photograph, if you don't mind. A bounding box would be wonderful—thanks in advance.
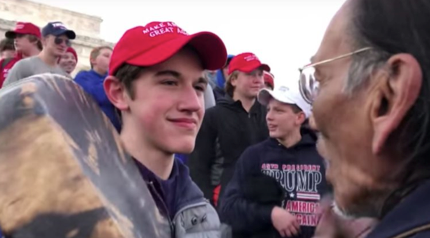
[103,21,227,237]
[3,21,74,86]
[220,84,329,238]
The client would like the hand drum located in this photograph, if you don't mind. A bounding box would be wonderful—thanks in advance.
[0,74,171,238]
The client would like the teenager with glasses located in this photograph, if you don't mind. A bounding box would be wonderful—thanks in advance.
[3,21,75,87]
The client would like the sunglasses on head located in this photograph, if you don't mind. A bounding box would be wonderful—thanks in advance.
[54,37,71,46]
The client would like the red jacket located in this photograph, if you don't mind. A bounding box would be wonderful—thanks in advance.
[0,54,23,88]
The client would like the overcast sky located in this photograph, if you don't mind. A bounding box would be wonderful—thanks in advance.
[31,0,344,85]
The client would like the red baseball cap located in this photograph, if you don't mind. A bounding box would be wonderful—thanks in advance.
[5,22,41,39]
[109,21,227,75]
[66,47,78,62]
[264,71,275,88]
[58,47,78,63]
[228,52,270,75]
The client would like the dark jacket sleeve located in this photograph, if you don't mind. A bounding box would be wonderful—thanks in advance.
[188,109,218,200]
[219,147,274,233]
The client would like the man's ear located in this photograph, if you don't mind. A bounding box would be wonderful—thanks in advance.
[103,75,129,111]
[371,54,422,154]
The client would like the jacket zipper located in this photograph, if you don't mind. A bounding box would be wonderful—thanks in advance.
[148,181,175,237]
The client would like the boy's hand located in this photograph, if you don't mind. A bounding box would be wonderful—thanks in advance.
[271,206,300,237]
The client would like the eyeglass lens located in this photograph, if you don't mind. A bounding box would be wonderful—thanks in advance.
[54,37,71,46]
[299,66,319,104]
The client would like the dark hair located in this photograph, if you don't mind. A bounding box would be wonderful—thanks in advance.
[114,64,146,100]
[351,0,430,171]
[0,38,14,52]
[29,35,43,51]
[290,104,302,114]
[111,63,146,129]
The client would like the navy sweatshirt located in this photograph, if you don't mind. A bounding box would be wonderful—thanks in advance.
[134,158,206,221]
[219,129,329,238]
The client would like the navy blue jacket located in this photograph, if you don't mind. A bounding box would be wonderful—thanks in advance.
[134,158,207,221]
[134,158,224,237]
[219,129,329,238]
[367,179,430,238]
[74,70,121,132]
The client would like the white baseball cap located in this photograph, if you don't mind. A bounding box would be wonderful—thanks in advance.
[258,83,312,118]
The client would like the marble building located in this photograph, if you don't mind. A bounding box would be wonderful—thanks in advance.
[0,0,115,76]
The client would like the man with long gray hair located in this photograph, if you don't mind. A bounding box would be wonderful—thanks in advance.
[299,0,430,237]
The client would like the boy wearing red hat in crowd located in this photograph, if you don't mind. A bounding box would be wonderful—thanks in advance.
[58,47,78,75]
[103,21,228,237]
[0,22,42,88]
[188,52,270,208]
[220,82,330,238]
[3,21,74,87]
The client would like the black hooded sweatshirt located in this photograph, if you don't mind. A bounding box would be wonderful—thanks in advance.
[188,96,269,205]
[219,129,330,238]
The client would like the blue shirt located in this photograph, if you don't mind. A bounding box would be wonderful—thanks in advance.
[74,69,121,132]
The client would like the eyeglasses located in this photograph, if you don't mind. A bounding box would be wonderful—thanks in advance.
[54,37,71,47]
[298,47,372,104]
